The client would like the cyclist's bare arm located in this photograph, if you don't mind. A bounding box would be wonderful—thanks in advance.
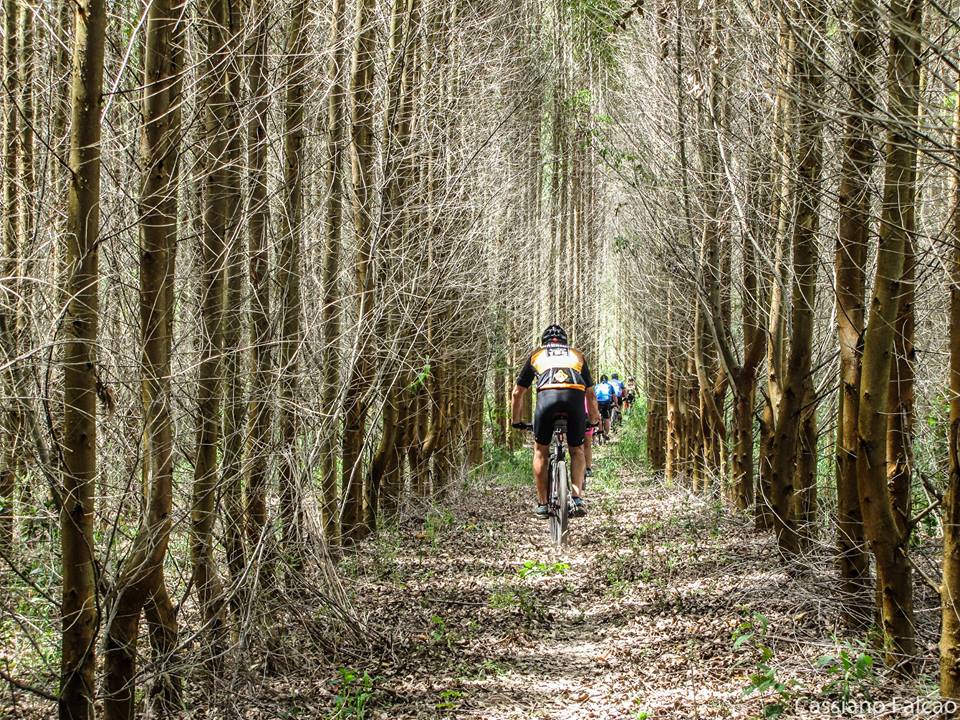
[510,384,529,427]
[585,387,601,425]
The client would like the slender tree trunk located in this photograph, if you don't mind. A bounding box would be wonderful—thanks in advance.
[757,18,793,532]
[192,0,232,655]
[856,0,922,670]
[1,0,20,559]
[834,0,877,631]
[769,1,826,563]
[58,0,107,717]
[277,0,310,560]
[220,0,246,617]
[321,0,349,543]
[342,0,379,542]
[245,0,272,558]
[102,5,184,717]
[940,64,960,702]
[887,239,915,533]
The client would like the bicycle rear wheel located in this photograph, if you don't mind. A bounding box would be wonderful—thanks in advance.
[550,461,569,546]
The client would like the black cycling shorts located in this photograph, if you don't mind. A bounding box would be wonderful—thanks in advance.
[598,401,612,420]
[534,388,587,447]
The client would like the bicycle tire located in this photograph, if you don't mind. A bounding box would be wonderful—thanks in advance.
[551,461,569,546]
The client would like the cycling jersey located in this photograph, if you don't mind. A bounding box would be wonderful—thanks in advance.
[595,381,614,404]
[610,379,624,398]
[516,345,593,392]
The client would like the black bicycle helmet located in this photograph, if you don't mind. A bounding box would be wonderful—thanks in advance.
[600,374,609,383]
[612,373,620,380]
[541,324,568,345]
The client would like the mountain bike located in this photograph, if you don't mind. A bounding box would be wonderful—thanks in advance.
[517,417,573,546]
[611,404,622,431]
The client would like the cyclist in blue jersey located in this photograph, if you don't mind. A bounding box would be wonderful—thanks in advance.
[595,375,615,437]
[610,374,625,403]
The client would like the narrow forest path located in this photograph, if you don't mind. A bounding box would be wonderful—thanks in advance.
[244,443,940,720]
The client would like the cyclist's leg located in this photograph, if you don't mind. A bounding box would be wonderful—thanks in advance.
[533,442,550,504]
[564,391,587,497]
[532,391,559,504]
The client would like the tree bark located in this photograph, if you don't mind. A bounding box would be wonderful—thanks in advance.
[856,0,922,671]
[769,1,826,563]
[940,63,960,702]
[59,0,107,717]
[341,0,379,542]
[277,0,310,562]
[245,0,272,558]
[191,0,233,656]
[102,4,184,716]
[220,0,247,618]
[320,0,349,544]
[834,0,877,631]
[1,0,20,560]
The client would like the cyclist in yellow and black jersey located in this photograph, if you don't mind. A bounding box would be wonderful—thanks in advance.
[511,325,601,519]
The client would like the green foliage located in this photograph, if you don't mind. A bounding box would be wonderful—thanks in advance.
[435,689,463,711]
[517,559,570,578]
[612,406,647,470]
[422,509,454,545]
[475,444,530,488]
[567,88,592,113]
[562,0,621,69]
[407,359,432,392]
[330,667,374,719]
[487,587,547,626]
[430,614,455,649]
[816,643,875,701]
[732,613,796,719]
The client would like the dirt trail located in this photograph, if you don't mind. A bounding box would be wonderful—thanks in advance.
[319,459,849,720]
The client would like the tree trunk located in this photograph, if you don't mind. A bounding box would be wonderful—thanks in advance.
[769,1,826,563]
[245,0,272,558]
[58,0,106,716]
[277,0,309,562]
[341,0,379,542]
[834,0,877,631]
[940,64,960,702]
[320,0,349,544]
[102,5,184,717]
[1,0,19,560]
[192,0,232,656]
[757,17,792,533]
[856,0,922,671]
[220,0,246,620]
[887,239,915,535]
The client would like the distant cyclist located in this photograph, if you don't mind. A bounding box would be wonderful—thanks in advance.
[609,373,625,428]
[511,325,601,519]
[595,374,615,438]
[623,376,638,414]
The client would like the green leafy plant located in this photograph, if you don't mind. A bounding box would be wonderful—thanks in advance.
[732,613,796,719]
[817,644,874,701]
[435,689,463,711]
[430,614,454,649]
[422,509,454,545]
[330,667,374,719]
[488,589,519,609]
[517,559,570,578]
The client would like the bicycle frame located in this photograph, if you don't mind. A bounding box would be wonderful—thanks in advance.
[548,419,571,546]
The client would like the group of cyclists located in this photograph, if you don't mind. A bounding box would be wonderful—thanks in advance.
[593,372,634,438]
[510,324,637,520]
